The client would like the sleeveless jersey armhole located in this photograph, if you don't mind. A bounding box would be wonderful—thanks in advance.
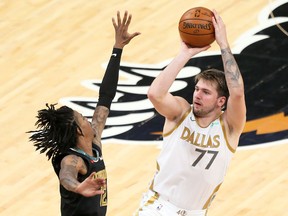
[163,107,192,137]
[220,114,236,153]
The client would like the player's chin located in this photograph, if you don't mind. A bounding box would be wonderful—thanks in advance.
[193,104,203,115]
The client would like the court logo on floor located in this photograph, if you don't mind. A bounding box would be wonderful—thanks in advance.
[60,0,288,148]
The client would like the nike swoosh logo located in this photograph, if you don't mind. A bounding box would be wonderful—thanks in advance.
[112,53,117,57]
[190,117,196,121]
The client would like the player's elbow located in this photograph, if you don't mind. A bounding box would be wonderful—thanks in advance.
[147,87,162,103]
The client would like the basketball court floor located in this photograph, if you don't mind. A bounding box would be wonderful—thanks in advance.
[0,0,287,215]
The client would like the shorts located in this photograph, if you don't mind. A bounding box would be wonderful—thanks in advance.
[134,190,207,216]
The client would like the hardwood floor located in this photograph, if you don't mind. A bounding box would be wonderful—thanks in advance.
[0,0,287,215]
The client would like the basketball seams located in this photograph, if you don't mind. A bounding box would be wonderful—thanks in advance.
[178,31,215,36]
[179,18,213,22]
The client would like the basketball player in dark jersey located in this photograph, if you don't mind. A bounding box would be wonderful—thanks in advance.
[28,11,140,216]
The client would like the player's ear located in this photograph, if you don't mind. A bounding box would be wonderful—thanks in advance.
[76,125,84,136]
[218,96,226,107]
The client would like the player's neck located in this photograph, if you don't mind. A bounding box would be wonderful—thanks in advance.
[194,111,222,128]
[76,138,93,156]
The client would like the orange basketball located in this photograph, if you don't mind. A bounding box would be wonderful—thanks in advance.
[178,7,215,47]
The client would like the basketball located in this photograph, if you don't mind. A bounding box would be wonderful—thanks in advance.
[178,7,215,47]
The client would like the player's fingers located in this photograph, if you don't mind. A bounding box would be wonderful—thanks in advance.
[125,14,132,27]
[212,9,218,18]
[117,11,121,26]
[212,9,221,23]
[121,10,128,26]
[129,32,141,40]
[112,17,117,29]
[94,190,105,195]
[89,172,96,179]
[95,178,105,184]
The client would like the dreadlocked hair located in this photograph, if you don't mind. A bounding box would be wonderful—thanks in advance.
[27,103,79,161]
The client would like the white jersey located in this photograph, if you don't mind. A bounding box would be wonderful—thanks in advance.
[150,107,235,210]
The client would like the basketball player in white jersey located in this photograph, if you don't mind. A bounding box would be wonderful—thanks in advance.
[135,9,246,216]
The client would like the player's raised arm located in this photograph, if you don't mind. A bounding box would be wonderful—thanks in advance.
[148,41,210,123]
[213,9,246,140]
[92,11,140,148]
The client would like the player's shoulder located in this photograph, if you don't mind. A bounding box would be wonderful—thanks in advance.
[61,154,85,166]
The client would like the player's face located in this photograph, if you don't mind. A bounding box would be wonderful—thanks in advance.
[74,111,95,139]
[192,79,220,117]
